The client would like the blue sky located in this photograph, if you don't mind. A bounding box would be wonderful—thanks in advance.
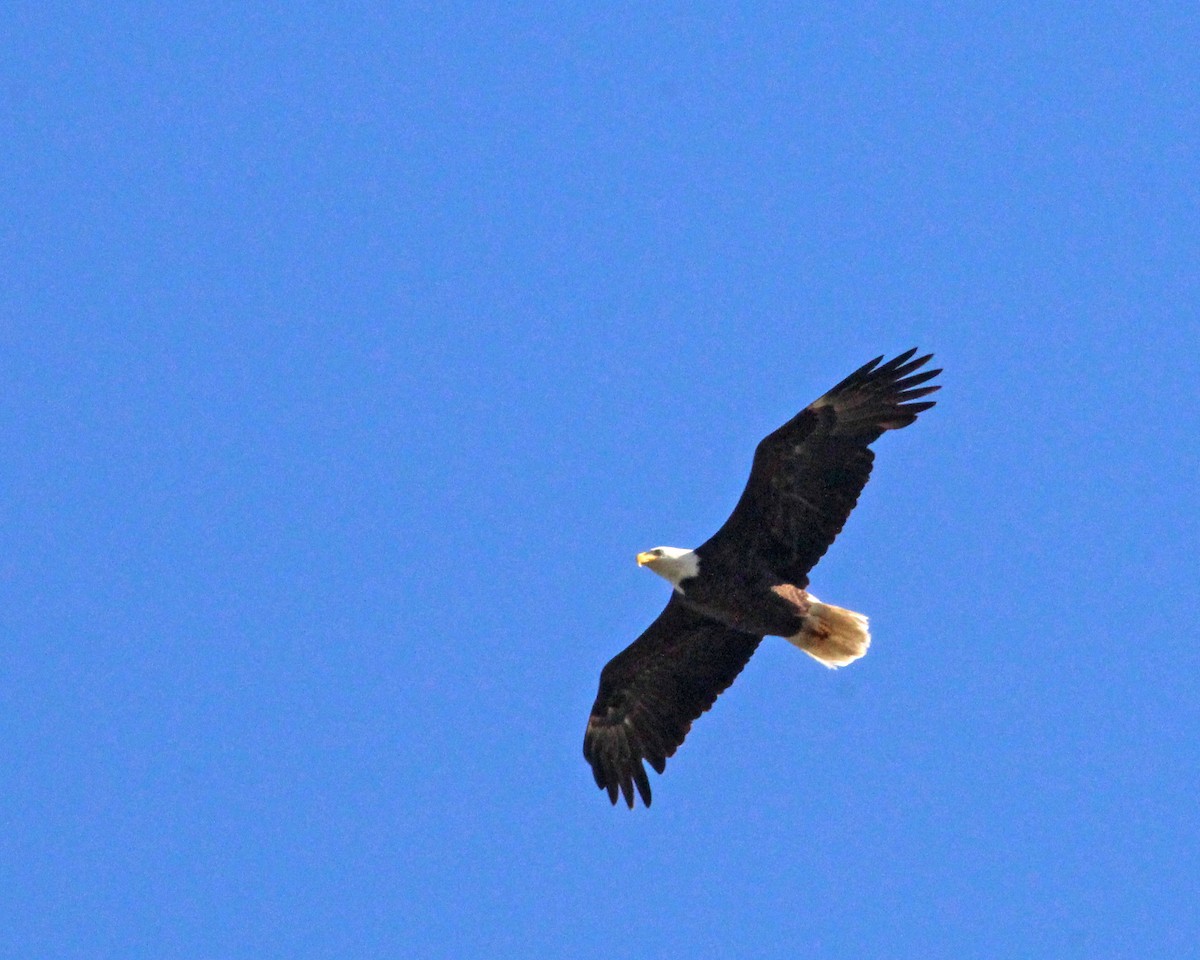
[3,3,1198,957]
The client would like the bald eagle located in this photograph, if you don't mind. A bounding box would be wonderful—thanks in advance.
[583,349,941,807]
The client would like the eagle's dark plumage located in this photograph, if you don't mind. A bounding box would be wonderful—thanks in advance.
[584,349,940,807]
[585,596,762,808]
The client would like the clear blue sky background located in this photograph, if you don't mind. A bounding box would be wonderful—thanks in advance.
[3,3,1198,958]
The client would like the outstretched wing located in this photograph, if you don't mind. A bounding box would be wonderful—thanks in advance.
[702,348,940,586]
[584,595,762,808]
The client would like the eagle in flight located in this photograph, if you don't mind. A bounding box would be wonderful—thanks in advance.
[583,349,941,807]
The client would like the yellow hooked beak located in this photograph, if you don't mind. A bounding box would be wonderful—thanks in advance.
[636,551,657,567]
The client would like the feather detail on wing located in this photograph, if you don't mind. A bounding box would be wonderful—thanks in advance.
[583,595,762,808]
[702,348,940,586]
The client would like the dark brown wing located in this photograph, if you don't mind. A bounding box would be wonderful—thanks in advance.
[583,595,763,808]
[701,349,940,587]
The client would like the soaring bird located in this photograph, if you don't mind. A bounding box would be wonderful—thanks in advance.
[583,349,940,807]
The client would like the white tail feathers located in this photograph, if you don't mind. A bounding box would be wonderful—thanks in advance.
[786,597,871,669]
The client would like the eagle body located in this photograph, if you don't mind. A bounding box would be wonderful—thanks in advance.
[673,551,812,638]
[584,349,941,808]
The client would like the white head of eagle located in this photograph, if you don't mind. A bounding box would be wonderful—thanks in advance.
[636,547,699,591]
